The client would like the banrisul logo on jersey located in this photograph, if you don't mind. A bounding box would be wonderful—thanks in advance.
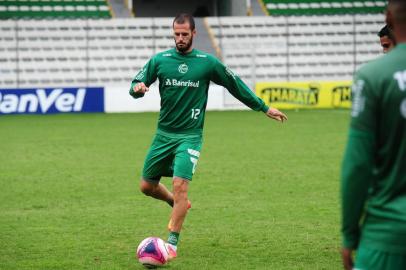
[165,78,199,88]
[0,87,104,115]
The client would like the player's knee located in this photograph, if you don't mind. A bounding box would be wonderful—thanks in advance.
[172,178,188,202]
[139,180,155,196]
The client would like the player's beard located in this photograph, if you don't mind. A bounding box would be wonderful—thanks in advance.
[175,36,193,53]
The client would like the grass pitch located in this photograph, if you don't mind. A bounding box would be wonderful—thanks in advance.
[0,109,349,270]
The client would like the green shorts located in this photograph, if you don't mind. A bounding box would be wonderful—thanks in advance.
[355,245,406,270]
[142,133,202,182]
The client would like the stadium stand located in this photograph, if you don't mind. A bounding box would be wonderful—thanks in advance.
[0,18,175,88]
[206,14,383,89]
[0,0,112,19]
[261,0,386,15]
[0,13,384,89]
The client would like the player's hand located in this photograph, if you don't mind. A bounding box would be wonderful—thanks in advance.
[265,107,287,122]
[133,82,149,94]
[341,248,354,270]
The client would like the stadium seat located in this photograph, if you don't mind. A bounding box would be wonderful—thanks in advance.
[204,13,383,98]
[0,0,112,19]
[0,13,385,88]
[261,0,386,16]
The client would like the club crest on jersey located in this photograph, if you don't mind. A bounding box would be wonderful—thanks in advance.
[178,63,188,74]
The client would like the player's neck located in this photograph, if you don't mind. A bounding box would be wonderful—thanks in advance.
[176,47,194,54]
[394,36,406,44]
[393,25,406,43]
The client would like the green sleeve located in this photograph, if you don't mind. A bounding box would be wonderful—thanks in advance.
[210,58,269,113]
[341,129,375,249]
[129,57,158,99]
[341,72,377,249]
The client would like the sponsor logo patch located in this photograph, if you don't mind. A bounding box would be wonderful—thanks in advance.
[401,99,406,119]
[164,78,199,88]
[351,80,365,117]
[0,87,104,114]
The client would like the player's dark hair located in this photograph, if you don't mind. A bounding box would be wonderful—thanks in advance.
[173,13,195,31]
[378,25,390,37]
[378,25,396,44]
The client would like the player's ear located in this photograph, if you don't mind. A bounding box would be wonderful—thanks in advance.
[192,29,196,37]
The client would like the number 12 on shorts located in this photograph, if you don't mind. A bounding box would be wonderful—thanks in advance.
[191,108,200,119]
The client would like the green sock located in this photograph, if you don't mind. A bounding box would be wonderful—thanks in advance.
[167,231,180,246]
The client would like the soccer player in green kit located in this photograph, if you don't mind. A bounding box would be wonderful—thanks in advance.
[129,13,287,260]
[341,0,406,269]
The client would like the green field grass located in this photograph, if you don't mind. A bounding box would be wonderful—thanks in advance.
[0,109,349,270]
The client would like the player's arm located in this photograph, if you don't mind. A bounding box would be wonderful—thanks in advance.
[210,58,287,122]
[341,73,377,268]
[129,58,157,99]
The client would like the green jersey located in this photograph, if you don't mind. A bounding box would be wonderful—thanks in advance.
[129,48,268,136]
[341,43,406,253]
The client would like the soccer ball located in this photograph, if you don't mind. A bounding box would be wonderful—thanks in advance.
[136,237,169,268]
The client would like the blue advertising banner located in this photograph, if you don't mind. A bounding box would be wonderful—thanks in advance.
[0,87,104,114]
